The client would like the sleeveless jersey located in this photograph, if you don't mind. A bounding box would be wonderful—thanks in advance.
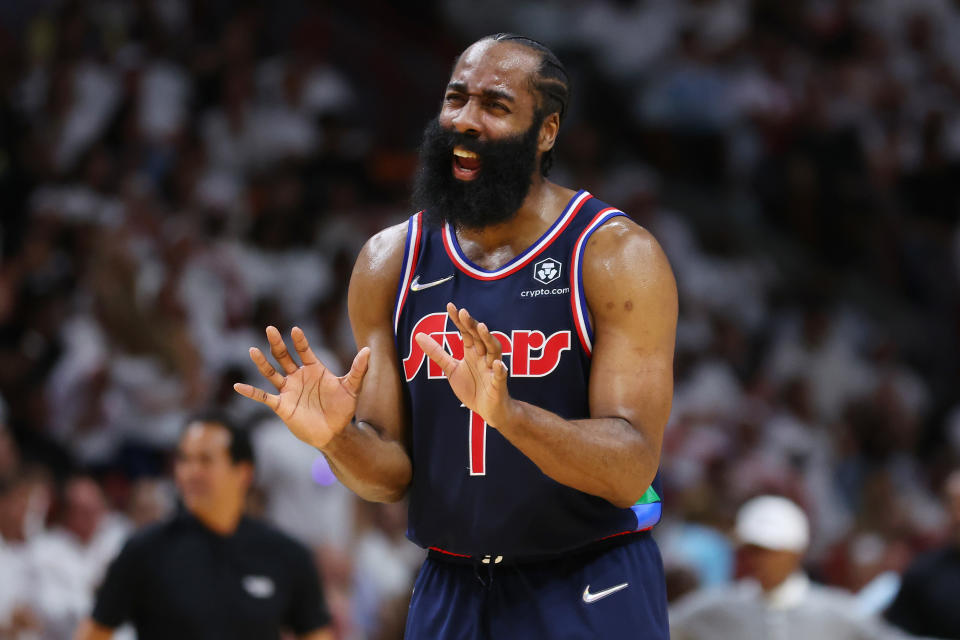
[393,190,663,558]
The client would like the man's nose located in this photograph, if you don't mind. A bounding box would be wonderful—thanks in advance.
[451,99,482,137]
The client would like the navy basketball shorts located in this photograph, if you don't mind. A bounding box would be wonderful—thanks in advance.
[404,531,669,639]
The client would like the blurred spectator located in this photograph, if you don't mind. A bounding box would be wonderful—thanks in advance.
[352,501,423,640]
[29,476,129,639]
[885,468,960,638]
[75,413,333,640]
[656,504,734,598]
[0,466,54,638]
[670,495,903,639]
[124,478,174,529]
[0,474,42,639]
[762,304,876,425]
[251,414,355,552]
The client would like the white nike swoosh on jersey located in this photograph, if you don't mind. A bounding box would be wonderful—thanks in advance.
[410,275,454,291]
[582,582,629,604]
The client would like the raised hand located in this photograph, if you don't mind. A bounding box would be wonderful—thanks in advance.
[414,303,512,427]
[234,326,370,449]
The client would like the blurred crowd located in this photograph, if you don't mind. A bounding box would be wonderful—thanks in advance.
[1,0,959,638]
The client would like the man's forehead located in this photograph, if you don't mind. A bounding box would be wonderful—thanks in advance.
[180,421,231,452]
[450,40,539,92]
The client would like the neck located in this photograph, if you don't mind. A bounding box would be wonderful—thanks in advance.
[763,572,809,609]
[455,178,575,263]
[191,501,243,536]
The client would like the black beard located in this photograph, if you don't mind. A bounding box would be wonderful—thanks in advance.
[411,115,543,229]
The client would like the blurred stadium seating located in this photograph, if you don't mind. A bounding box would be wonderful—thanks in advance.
[1,1,959,638]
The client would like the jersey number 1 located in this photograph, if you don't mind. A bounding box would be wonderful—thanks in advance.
[469,410,487,476]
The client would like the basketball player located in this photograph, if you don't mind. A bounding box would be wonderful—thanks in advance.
[236,33,677,639]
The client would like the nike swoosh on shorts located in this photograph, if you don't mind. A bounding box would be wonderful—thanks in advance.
[582,582,629,604]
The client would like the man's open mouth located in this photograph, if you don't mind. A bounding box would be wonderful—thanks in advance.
[452,146,481,180]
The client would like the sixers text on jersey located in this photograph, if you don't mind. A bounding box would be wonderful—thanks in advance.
[402,312,572,381]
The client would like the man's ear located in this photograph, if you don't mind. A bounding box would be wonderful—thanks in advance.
[539,112,560,153]
[238,462,255,490]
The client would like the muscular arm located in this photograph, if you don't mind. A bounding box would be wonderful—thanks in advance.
[73,619,114,640]
[318,223,412,503]
[422,218,676,508]
[498,219,676,506]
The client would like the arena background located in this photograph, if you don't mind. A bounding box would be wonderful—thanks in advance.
[1,0,959,638]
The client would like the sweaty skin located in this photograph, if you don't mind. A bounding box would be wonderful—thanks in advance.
[234,39,677,508]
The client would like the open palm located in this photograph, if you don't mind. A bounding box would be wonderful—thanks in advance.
[234,326,370,449]
[415,303,511,427]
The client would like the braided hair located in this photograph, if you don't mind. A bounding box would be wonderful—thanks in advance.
[487,33,571,176]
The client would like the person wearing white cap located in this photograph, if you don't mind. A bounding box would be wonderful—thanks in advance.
[669,495,907,640]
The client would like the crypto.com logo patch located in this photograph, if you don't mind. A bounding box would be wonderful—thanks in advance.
[533,258,562,285]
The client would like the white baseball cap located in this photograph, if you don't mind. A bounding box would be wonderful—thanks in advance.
[735,495,810,552]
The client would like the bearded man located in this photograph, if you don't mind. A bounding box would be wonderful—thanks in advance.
[236,33,678,639]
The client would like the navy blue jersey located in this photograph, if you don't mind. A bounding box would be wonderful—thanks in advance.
[393,190,662,557]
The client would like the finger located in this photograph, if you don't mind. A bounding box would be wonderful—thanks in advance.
[291,326,319,366]
[446,302,460,327]
[452,305,486,354]
[477,322,501,368]
[447,302,480,336]
[471,332,487,359]
[233,383,281,411]
[340,347,370,398]
[457,306,480,335]
[415,332,459,376]
[266,325,299,374]
[249,347,284,390]
[446,303,475,349]
[458,308,488,359]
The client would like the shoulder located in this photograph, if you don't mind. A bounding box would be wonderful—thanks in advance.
[582,214,671,278]
[903,546,957,579]
[122,518,175,552]
[99,518,175,577]
[802,584,887,629]
[354,220,411,278]
[580,210,677,325]
[348,220,411,311]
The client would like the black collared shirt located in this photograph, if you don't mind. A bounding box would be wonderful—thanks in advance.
[92,511,330,640]
[885,546,960,639]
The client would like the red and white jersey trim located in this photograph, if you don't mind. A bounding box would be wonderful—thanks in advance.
[441,191,593,281]
[570,208,625,356]
[393,212,423,334]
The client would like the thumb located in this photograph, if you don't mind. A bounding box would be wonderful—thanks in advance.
[488,359,509,398]
[341,347,370,396]
[493,359,509,386]
[415,332,458,376]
